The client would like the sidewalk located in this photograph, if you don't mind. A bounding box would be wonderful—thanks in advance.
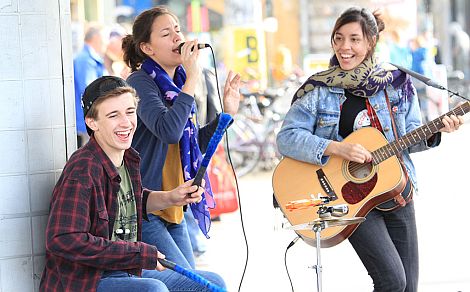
[198,117,470,292]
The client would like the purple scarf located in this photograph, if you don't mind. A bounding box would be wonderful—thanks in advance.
[141,58,215,238]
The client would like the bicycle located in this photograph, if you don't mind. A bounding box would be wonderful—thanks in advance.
[225,89,287,177]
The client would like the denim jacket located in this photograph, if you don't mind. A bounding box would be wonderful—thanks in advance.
[276,83,441,191]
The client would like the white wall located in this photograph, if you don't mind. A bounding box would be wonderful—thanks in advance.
[0,0,75,291]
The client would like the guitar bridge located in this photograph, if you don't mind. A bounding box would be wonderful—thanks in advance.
[316,169,337,201]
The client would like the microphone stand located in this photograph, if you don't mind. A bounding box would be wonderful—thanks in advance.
[309,204,345,292]
[312,221,325,292]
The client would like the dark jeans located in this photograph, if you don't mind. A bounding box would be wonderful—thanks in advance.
[348,201,418,292]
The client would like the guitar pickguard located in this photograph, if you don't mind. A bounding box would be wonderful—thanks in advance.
[342,173,378,204]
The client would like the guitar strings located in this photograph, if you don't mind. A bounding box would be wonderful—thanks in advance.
[348,162,372,174]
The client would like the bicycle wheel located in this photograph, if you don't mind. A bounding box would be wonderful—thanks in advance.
[259,115,283,171]
[224,117,261,177]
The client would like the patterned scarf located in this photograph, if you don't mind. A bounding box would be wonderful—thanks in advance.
[141,58,215,238]
[292,56,413,104]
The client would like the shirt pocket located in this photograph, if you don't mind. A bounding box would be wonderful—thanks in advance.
[92,189,110,238]
[315,109,339,139]
[93,208,110,239]
[98,209,109,221]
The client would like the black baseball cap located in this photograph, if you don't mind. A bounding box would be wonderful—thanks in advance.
[81,76,129,135]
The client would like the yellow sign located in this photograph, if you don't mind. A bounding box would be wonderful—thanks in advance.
[224,26,268,90]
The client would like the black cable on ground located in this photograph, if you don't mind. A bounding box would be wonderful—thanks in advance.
[285,236,300,292]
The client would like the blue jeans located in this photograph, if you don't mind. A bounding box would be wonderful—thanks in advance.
[97,269,226,292]
[348,201,418,292]
[142,214,195,269]
[184,211,207,255]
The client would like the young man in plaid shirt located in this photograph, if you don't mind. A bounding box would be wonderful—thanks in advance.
[39,76,225,291]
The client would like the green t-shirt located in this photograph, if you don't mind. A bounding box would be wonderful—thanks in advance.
[111,163,138,242]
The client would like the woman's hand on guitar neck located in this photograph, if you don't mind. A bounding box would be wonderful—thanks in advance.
[439,114,464,133]
[325,140,372,163]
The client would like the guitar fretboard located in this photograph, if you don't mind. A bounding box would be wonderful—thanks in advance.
[372,101,470,164]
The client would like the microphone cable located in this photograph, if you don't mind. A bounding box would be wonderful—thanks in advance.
[284,236,300,292]
[208,44,249,292]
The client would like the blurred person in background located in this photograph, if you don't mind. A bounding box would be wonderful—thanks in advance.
[449,22,470,79]
[272,44,294,86]
[194,68,221,126]
[121,5,241,275]
[277,7,464,292]
[74,24,107,147]
[104,25,131,79]
[387,29,412,69]
[410,34,434,122]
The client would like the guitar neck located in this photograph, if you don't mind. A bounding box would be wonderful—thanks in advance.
[372,101,470,164]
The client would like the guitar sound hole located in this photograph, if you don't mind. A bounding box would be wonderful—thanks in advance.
[348,162,373,180]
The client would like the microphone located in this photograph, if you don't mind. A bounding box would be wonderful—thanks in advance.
[177,42,210,54]
[391,63,446,90]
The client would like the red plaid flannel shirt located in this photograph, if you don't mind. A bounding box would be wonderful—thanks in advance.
[39,136,158,292]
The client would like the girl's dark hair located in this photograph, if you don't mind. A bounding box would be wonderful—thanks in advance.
[122,6,178,72]
[330,7,385,59]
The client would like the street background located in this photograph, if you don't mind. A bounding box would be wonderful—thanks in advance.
[200,115,470,292]
[2,1,470,291]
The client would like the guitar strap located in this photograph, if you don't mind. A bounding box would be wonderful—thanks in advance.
[384,90,401,153]
[379,89,414,209]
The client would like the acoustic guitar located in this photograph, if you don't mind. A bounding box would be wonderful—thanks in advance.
[272,101,469,248]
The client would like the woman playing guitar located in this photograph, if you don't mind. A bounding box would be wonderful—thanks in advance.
[275,7,464,292]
